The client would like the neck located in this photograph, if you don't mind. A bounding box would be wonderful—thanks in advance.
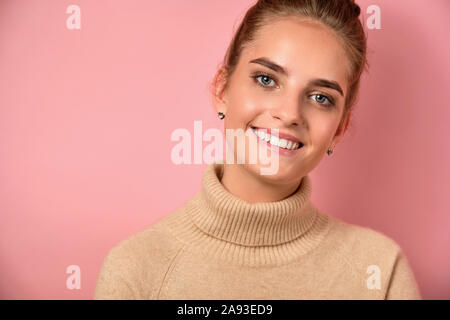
[163,161,332,266]
[220,163,302,203]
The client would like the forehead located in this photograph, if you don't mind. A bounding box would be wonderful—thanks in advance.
[241,17,351,86]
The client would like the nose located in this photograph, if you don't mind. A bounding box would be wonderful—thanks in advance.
[269,93,304,127]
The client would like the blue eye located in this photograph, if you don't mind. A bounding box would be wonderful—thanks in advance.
[251,72,335,107]
[311,93,335,106]
[252,73,277,87]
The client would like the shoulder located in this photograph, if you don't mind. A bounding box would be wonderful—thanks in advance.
[313,213,421,299]
[107,214,185,266]
[94,208,187,299]
[103,206,189,277]
[319,213,403,282]
[325,214,402,255]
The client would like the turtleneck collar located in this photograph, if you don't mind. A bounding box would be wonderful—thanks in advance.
[163,161,332,266]
[188,162,317,246]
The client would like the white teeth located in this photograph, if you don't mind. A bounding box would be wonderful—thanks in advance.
[251,127,301,150]
[269,136,279,146]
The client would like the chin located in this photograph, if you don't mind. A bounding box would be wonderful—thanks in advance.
[245,162,301,182]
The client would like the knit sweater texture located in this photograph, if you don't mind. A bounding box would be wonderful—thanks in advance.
[94,162,422,299]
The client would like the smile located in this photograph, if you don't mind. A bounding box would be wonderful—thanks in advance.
[251,127,303,150]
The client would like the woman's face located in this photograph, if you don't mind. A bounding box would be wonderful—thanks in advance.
[213,17,351,184]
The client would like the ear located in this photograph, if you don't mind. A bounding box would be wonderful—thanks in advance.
[330,112,350,148]
[210,66,229,115]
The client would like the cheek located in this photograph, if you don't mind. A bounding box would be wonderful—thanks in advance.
[309,115,337,147]
[227,81,266,121]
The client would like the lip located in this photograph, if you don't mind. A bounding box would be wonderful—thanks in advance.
[251,126,303,145]
[250,127,303,157]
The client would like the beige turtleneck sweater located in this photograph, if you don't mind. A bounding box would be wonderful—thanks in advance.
[93,162,421,300]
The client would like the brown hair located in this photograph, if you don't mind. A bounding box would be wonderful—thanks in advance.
[214,0,369,135]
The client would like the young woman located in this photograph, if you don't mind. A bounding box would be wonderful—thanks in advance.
[94,0,421,299]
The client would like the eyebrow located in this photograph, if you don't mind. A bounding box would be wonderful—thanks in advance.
[249,57,344,97]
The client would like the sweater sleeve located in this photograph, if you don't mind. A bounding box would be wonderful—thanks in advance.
[385,249,422,300]
[93,245,142,300]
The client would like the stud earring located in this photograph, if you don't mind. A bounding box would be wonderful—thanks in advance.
[327,148,333,156]
[218,112,225,120]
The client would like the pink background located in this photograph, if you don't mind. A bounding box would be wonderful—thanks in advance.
[1,0,449,299]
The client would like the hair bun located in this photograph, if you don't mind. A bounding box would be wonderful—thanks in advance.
[349,0,361,18]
